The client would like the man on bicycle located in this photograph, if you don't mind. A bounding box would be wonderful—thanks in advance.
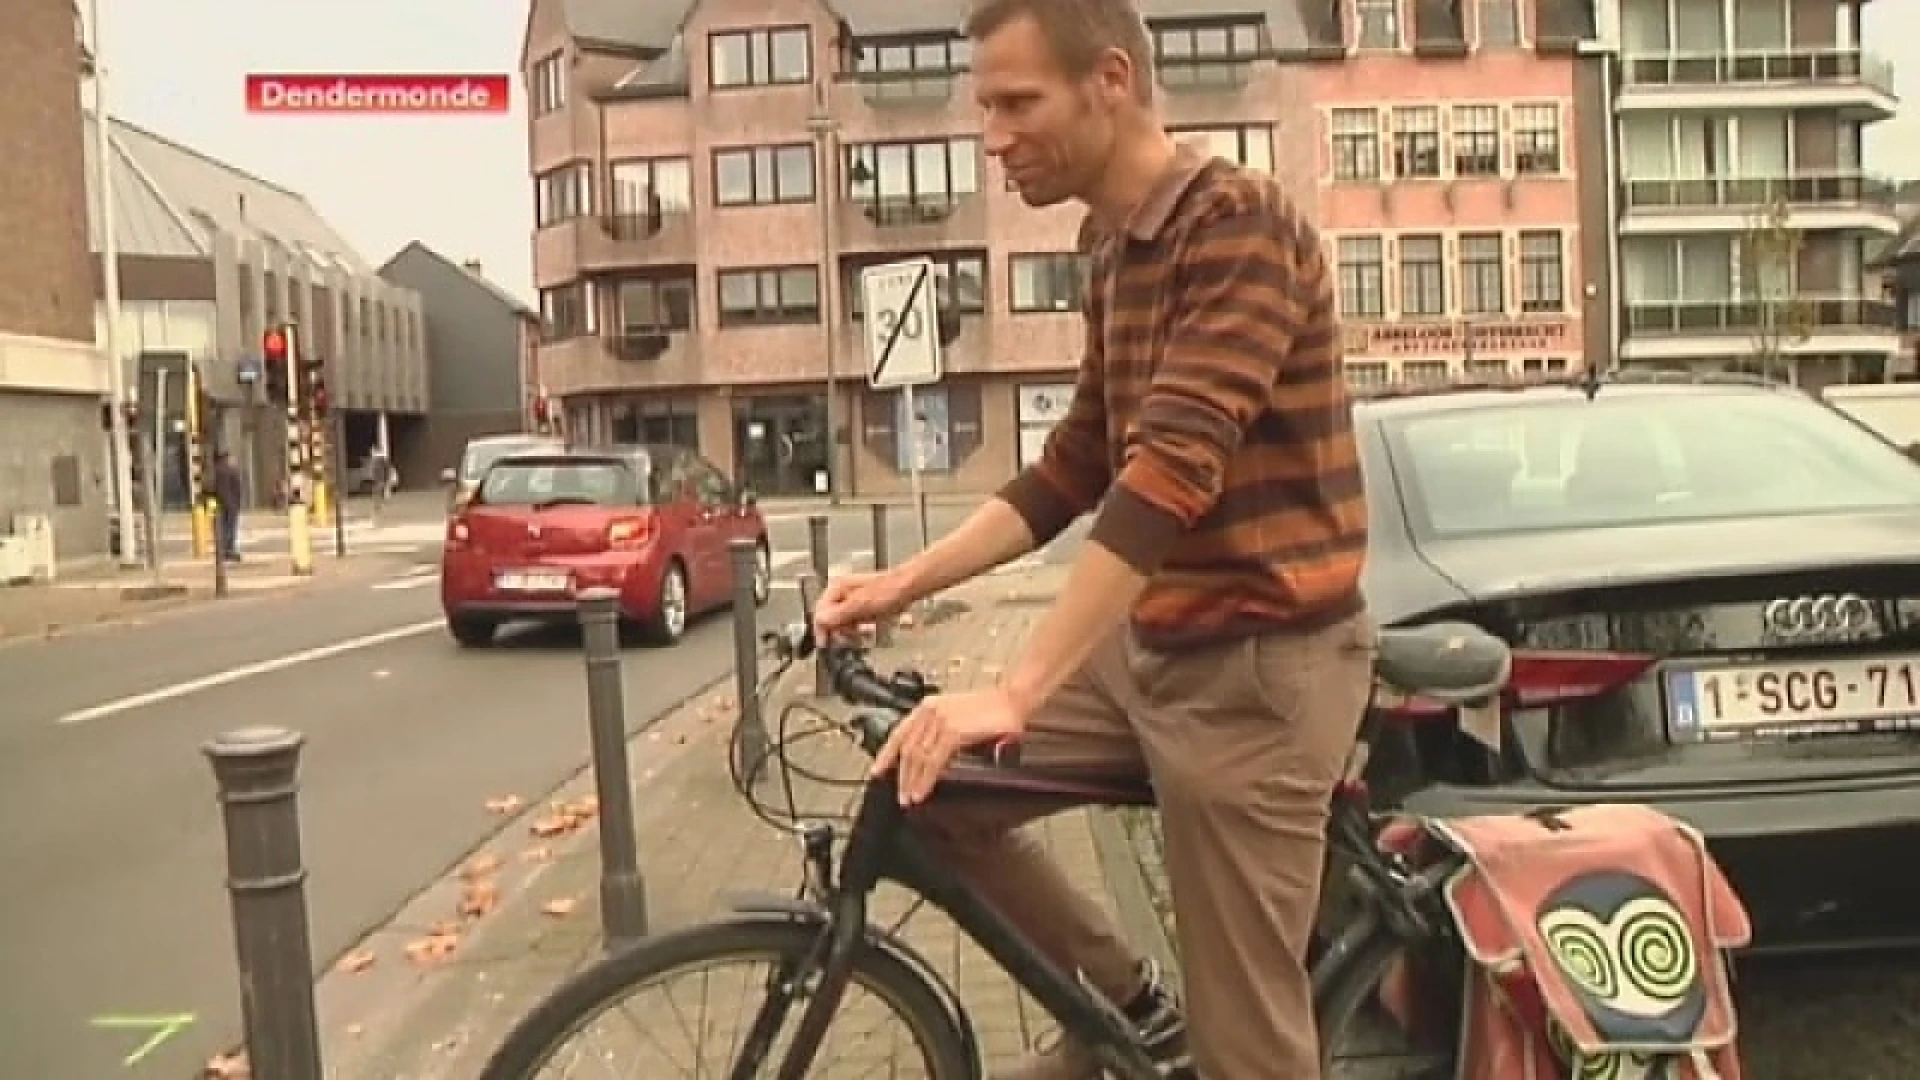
[813,0,1374,1076]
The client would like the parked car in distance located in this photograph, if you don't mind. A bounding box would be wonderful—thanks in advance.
[1339,370,1920,954]
[442,433,565,512]
[440,443,771,647]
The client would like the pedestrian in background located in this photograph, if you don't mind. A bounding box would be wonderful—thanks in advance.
[368,448,395,524]
[213,450,244,562]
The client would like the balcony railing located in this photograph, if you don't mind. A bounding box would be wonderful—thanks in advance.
[1627,296,1897,334]
[1622,48,1894,96]
[1155,56,1255,91]
[850,194,963,227]
[846,68,959,106]
[1621,172,1896,211]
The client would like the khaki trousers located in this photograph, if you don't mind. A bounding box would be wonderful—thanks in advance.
[914,612,1377,1079]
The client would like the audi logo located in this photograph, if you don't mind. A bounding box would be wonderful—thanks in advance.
[1761,594,1875,638]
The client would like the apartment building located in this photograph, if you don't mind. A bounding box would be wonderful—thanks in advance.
[521,0,1318,497]
[1579,0,1901,388]
[0,0,111,559]
[1291,0,1592,387]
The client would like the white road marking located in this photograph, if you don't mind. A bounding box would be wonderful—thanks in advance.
[370,566,440,591]
[53,619,444,726]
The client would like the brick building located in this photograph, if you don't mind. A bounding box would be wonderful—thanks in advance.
[0,0,111,558]
[520,0,1319,498]
[1293,0,1591,388]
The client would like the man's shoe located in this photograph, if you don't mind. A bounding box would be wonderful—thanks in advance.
[997,961,1191,1079]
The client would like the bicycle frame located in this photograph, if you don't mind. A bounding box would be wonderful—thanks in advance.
[744,772,1164,1080]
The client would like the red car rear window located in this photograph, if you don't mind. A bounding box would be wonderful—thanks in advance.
[475,460,641,507]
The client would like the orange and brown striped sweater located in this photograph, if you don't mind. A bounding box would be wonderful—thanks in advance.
[997,146,1368,649]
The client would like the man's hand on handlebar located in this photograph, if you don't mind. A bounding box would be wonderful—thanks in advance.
[812,568,915,642]
[872,686,1030,807]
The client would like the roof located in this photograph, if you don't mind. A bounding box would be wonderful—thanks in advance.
[379,241,535,316]
[1870,212,1920,268]
[80,112,208,260]
[567,0,1315,92]
[88,112,372,274]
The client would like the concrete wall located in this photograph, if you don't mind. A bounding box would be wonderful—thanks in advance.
[0,389,109,562]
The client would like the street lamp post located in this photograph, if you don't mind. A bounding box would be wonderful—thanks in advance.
[808,82,842,504]
[87,0,140,568]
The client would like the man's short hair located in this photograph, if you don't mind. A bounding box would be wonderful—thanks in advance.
[962,0,1155,104]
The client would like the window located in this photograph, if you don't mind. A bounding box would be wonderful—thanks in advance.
[1465,357,1510,380]
[1390,393,1920,538]
[709,27,811,88]
[608,158,692,237]
[611,399,700,451]
[1346,362,1391,390]
[1330,109,1380,182]
[846,252,985,317]
[713,145,815,206]
[1355,0,1400,48]
[538,283,591,340]
[1514,104,1562,174]
[1402,360,1450,384]
[1009,253,1088,313]
[1336,236,1386,319]
[1477,0,1520,46]
[717,266,821,326]
[1172,125,1273,173]
[616,277,695,333]
[1459,233,1504,315]
[1392,107,1442,179]
[1520,231,1564,313]
[845,138,980,208]
[530,52,566,115]
[1452,105,1500,177]
[852,33,971,78]
[1399,234,1446,317]
[1152,19,1263,85]
[478,458,641,507]
[534,163,592,227]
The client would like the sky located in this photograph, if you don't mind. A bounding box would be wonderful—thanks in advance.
[88,0,1920,310]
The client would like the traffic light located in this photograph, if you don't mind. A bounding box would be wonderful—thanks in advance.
[262,325,291,404]
[532,393,551,430]
[304,360,329,420]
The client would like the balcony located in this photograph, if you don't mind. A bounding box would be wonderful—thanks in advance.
[1155,55,1255,93]
[1621,294,1900,363]
[835,193,987,253]
[846,68,959,108]
[1617,48,1896,118]
[572,210,698,272]
[1618,171,1900,235]
[536,330,703,393]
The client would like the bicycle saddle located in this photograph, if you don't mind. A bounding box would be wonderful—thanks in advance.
[1375,622,1511,703]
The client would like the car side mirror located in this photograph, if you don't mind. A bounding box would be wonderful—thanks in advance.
[440,467,456,485]
[739,487,758,508]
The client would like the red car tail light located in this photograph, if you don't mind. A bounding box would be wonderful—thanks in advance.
[1505,650,1657,709]
[1376,649,1656,720]
[446,518,471,551]
[607,517,653,550]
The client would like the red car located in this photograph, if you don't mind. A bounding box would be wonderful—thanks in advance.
[440,444,772,647]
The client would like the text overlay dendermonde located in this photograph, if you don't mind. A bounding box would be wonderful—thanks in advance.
[246,74,511,114]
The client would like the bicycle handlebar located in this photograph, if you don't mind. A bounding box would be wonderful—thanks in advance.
[764,623,934,756]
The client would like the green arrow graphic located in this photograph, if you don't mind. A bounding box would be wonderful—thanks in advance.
[90,1013,196,1067]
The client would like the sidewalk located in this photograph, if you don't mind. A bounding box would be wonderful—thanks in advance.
[313,561,1166,1078]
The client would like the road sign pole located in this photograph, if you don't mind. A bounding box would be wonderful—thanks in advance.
[901,384,929,555]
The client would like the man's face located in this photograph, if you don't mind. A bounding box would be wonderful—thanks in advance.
[972,14,1123,208]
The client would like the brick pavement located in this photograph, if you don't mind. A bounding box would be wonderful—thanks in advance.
[316,561,1163,1078]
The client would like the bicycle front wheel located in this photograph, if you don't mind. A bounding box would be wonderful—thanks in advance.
[477,917,975,1079]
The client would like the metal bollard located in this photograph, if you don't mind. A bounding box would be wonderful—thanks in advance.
[577,589,648,946]
[807,515,832,695]
[204,727,324,1080]
[868,502,893,646]
[728,538,771,785]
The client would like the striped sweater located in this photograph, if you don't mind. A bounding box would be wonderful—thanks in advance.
[997,145,1368,649]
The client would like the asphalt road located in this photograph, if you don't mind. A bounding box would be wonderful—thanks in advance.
[0,500,1002,1078]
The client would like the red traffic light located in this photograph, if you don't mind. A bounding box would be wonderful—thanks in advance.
[263,328,288,362]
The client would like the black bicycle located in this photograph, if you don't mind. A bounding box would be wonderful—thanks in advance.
[476,613,1512,1078]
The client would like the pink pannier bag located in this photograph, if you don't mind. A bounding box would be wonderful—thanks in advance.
[1380,803,1751,1079]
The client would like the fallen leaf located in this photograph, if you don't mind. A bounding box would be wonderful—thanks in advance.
[205,1050,250,1078]
[529,814,574,838]
[336,950,377,974]
[461,853,502,879]
[541,896,579,918]
[459,879,500,919]
[404,928,460,966]
[521,845,553,863]
[564,795,599,819]
[484,795,525,816]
